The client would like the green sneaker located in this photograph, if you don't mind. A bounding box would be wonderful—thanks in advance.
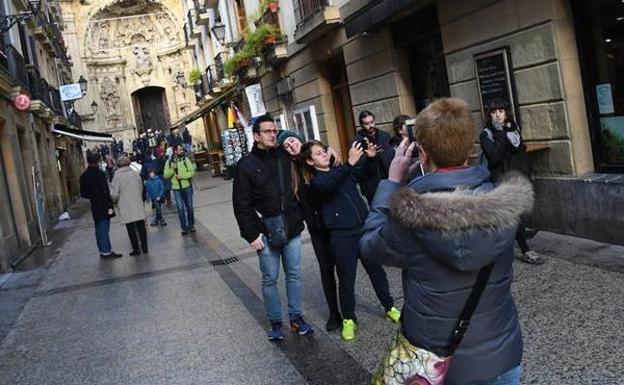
[341,319,357,341]
[386,307,401,323]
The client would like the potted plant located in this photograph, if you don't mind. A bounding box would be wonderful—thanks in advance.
[188,68,202,85]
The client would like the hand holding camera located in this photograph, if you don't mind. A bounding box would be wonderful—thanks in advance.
[348,142,365,166]
[389,138,417,183]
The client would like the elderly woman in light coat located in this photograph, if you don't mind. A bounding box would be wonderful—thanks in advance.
[110,155,148,256]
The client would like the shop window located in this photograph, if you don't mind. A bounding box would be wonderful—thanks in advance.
[293,105,320,141]
[574,0,624,171]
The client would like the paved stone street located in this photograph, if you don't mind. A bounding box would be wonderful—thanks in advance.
[1,171,623,385]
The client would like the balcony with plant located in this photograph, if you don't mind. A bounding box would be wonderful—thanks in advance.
[223,23,282,77]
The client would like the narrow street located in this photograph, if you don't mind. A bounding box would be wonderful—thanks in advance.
[0,171,622,385]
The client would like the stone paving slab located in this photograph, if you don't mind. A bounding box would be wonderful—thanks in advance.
[2,173,624,385]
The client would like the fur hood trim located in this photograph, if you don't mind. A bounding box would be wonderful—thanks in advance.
[389,173,534,232]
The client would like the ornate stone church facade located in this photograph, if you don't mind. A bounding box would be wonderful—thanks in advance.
[60,0,195,144]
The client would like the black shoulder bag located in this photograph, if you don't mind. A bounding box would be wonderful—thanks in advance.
[261,158,289,249]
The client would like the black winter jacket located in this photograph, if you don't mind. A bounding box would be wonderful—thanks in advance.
[80,166,114,222]
[309,161,373,237]
[354,128,391,202]
[479,121,530,183]
[232,145,304,243]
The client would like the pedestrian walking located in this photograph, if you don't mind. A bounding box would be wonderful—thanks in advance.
[361,98,531,385]
[301,140,400,341]
[144,168,167,227]
[354,110,392,203]
[479,99,546,265]
[279,130,342,332]
[111,155,148,256]
[164,145,196,234]
[79,150,122,259]
[182,126,193,154]
[232,115,313,341]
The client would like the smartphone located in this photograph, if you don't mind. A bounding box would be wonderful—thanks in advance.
[405,119,416,142]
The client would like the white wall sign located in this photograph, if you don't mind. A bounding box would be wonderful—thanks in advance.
[596,83,615,115]
[59,84,83,102]
[245,84,267,118]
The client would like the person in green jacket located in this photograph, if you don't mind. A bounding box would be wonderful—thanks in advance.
[164,145,196,235]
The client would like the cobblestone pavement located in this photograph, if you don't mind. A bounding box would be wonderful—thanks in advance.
[1,172,623,385]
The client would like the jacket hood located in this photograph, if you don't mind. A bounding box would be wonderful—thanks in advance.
[390,172,533,232]
[389,171,534,271]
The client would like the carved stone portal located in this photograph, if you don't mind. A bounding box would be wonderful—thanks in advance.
[100,77,122,129]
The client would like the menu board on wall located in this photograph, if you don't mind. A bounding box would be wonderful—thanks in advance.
[474,47,517,118]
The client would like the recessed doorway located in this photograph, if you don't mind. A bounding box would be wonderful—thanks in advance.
[131,86,171,135]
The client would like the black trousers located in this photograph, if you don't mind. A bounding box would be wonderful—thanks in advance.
[330,233,394,320]
[126,220,147,252]
[309,229,340,316]
[516,223,530,253]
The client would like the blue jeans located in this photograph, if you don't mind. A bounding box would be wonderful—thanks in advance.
[94,219,112,255]
[463,365,521,385]
[173,187,194,230]
[153,200,163,222]
[257,234,303,322]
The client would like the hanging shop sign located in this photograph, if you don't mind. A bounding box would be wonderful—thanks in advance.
[245,83,267,118]
[13,93,31,111]
[474,47,517,118]
[59,83,83,101]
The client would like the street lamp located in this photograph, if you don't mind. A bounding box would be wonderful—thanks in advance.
[211,20,226,44]
[78,75,88,95]
[175,71,188,88]
[0,0,41,34]
[90,100,98,114]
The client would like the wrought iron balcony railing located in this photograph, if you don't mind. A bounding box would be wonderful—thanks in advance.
[294,0,329,27]
[50,87,63,115]
[26,65,52,107]
[214,51,228,81]
[7,45,28,88]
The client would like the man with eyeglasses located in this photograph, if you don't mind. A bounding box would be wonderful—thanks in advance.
[232,114,313,340]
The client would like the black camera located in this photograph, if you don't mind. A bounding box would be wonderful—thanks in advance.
[406,119,416,143]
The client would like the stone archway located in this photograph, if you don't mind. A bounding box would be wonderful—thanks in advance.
[131,86,170,135]
[80,0,193,140]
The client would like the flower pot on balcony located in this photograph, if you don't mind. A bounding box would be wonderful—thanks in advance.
[267,1,278,13]
[263,34,277,45]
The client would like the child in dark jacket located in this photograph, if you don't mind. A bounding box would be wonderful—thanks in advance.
[144,169,167,226]
[301,140,400,341]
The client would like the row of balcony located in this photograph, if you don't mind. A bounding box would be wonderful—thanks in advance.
[193,51,231,103]
[1,45,64,117]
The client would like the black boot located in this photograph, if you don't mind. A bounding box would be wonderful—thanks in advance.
[326,312,342,332]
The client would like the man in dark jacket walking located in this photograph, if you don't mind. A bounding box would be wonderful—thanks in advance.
[232,115,312,341]
[354,110,392,203]
[80,150,122,259]
[361,98,531,385]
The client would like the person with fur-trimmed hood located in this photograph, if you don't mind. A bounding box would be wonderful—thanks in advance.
[360,98,532,385]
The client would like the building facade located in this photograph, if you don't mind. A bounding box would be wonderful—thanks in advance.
[59,0,199,146]
[179,0,623,245]
[1,0,85,271]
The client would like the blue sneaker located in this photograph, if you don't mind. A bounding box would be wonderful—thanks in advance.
[290,316,313,335]
[267,321,284,341]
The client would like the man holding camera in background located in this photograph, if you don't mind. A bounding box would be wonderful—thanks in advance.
[354,110,392,204]
[164,145,196,235]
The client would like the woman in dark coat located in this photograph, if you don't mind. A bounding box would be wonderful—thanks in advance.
[278,130,342,332]
[479,99,546,265]
[301,140,400,341]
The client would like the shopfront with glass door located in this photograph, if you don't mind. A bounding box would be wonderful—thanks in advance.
[573,0,624,172]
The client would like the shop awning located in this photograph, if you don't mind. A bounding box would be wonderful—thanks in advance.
[344,0,428,38]
[171,84,237,128]
[51,125,115,142]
